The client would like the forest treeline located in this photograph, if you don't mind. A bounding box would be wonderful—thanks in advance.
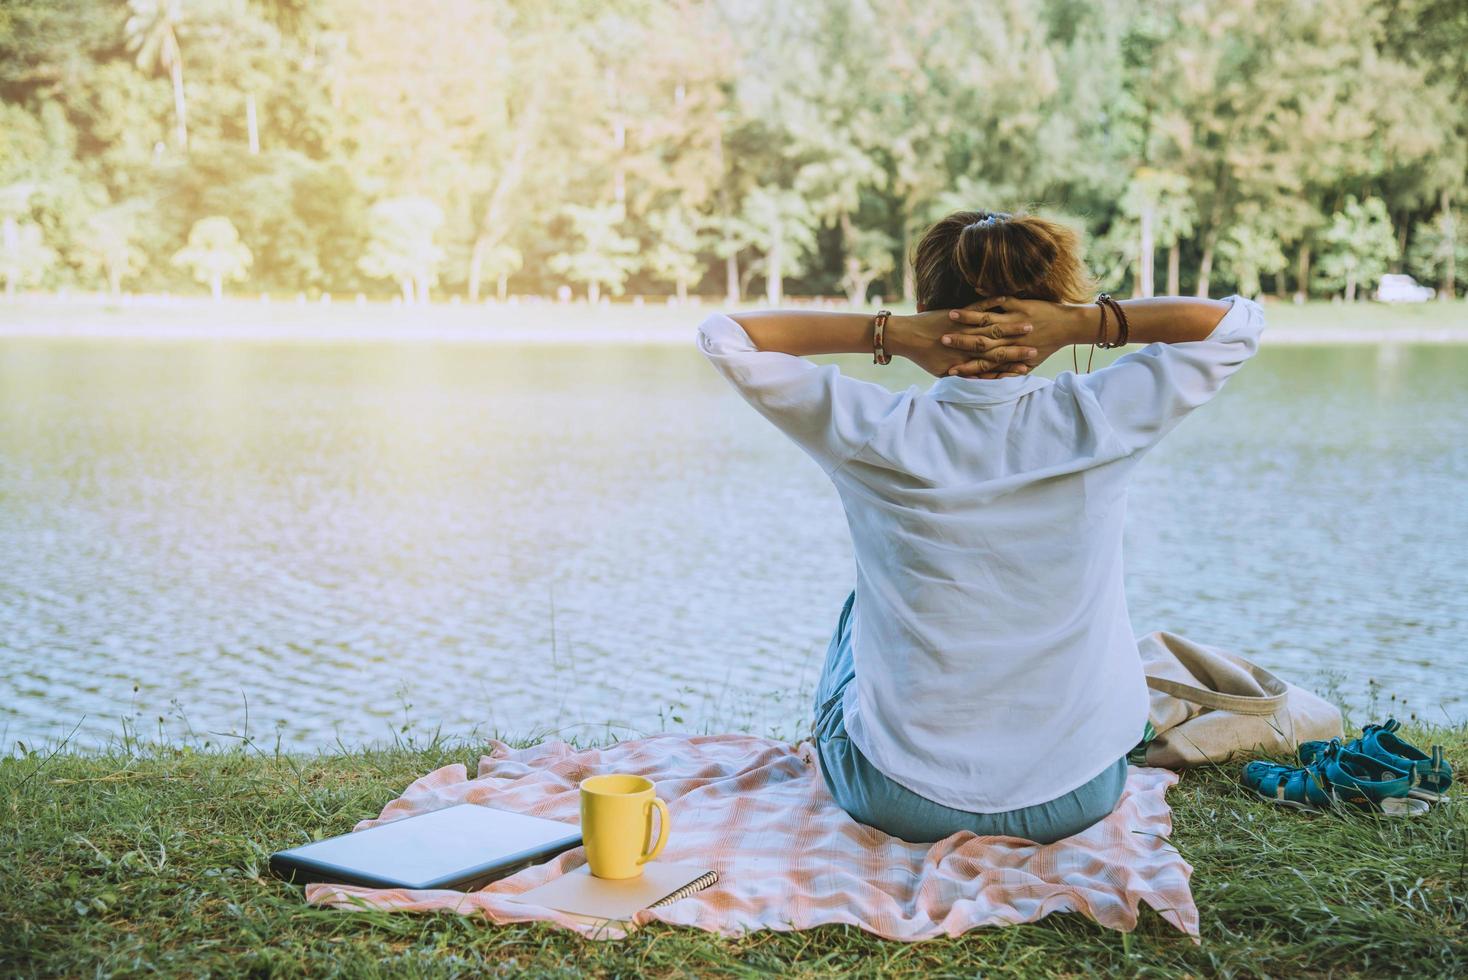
[1,0,1465,305]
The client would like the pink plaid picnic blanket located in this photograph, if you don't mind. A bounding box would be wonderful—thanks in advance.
[306,733,1198,940]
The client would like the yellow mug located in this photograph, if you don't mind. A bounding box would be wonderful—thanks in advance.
[579,774,670,879]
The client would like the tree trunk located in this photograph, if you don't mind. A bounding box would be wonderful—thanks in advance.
[1394,214,1407,273]
[1295,243,1311,302]
[108,262,121,297]
[210,274,222,301]
[844,261,862,307]
[1345,267,1357,302]
[612,118,626,205]
[739,261,758,299]
[1166,242,1180,295]
[170,58,188,151]
[676,278,687,304]
[400,278,413,303]
[468,236,485,302]
[497,272,509,302]
[246,92,259,154]
[418,275,430,304]
[588,281,601,304]
[724,251,740,303]
[470,84,545,293]
[1442,190,1456,299]
[765,217,783,306]
[1138,205,1155,297]
[1195,231,1215,298]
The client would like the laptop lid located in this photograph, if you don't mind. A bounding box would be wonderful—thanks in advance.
[270,803,582,891]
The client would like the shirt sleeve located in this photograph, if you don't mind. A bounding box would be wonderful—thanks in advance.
[1073,295,1265,456]
[696,313,906,474]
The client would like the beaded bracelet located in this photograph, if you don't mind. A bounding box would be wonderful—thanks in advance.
[872,309,893,365]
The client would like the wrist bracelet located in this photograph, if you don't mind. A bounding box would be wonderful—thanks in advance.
[1110,297,1129,346]
[1096,294,1129,349]
[872,309,893,365]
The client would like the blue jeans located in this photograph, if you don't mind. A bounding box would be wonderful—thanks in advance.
[813,592,1128,845]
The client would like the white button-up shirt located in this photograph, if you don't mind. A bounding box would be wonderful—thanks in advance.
[699,297,1264,812]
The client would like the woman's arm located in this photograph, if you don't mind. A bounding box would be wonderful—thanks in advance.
[944,295,1265,455]
[729,309,1038,378]
[938,296,1232,375]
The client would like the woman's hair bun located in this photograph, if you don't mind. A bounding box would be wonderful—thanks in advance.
[913,209,1095,309]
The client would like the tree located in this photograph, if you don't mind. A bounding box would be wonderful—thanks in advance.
[125,0,189,151]
[1,219,57,299]
[1120,169,1194,297]
[0,181,57,298]
[1315,196,1399,301]
[739,186,817,305]
[76,203,148,296]
[839,227,895,307]
[1217,213,1288,299]
[0,0,1465,305]
[646,206,706,303]
[549,203,639,303]
[1407,203,1464,299]
[172,216,252,300]
[471,242,523,303]
[357,196,444,304]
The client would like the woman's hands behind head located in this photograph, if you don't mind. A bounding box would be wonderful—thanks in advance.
[939,297,1091,377]
[891,304,1039,379]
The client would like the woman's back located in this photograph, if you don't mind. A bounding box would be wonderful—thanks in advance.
[699,296,1265,811]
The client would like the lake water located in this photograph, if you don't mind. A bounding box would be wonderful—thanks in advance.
[2,337,1464,751]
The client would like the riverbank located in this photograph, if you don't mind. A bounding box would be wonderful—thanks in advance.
[2,724,1463,977]
[2,296,1467,345]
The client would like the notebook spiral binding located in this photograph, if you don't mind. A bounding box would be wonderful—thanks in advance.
[648,870,720,907]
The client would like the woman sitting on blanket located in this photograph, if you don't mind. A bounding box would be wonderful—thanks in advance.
[699,210,1263,844]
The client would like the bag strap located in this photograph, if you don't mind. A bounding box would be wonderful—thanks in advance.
[1144,651,1290,716]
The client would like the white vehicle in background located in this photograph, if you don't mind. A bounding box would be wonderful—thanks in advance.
[1375,274,1435,302]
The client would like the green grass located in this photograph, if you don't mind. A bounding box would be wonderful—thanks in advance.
[2,725,1464,978]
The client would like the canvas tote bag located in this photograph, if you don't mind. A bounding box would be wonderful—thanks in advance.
[1137,631,1343,769]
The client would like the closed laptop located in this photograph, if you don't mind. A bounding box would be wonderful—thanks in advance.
[270,803,582,891]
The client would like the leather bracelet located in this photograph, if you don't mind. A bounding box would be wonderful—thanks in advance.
[1096,294,1129,349]
[1109,296,1130,347]
[872,309,893,365]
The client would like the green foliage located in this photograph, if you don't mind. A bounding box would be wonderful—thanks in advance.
[737,186,818,304]
[471,242,523,303]
[0,0,1464,302]
[1316,196,1401,301]
[1218,209,1290,300]
[839,227,897,306]
[358,196,444,303]
[1407,207,1465,297]
[645,205,707,302]
[171,216,252,299]
[75,202,148,294]
[549,203,639,303]
[0,217,57,295]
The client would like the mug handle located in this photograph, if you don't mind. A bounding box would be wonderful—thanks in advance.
[638,797,670,865]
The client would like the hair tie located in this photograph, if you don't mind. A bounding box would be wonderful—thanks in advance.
[963,212,1012,234]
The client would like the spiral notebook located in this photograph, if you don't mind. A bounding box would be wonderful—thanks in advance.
[509,861,719,927]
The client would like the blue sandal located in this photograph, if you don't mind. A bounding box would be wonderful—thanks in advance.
[1299,719,1453,803]
[1245,739,1430,816]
